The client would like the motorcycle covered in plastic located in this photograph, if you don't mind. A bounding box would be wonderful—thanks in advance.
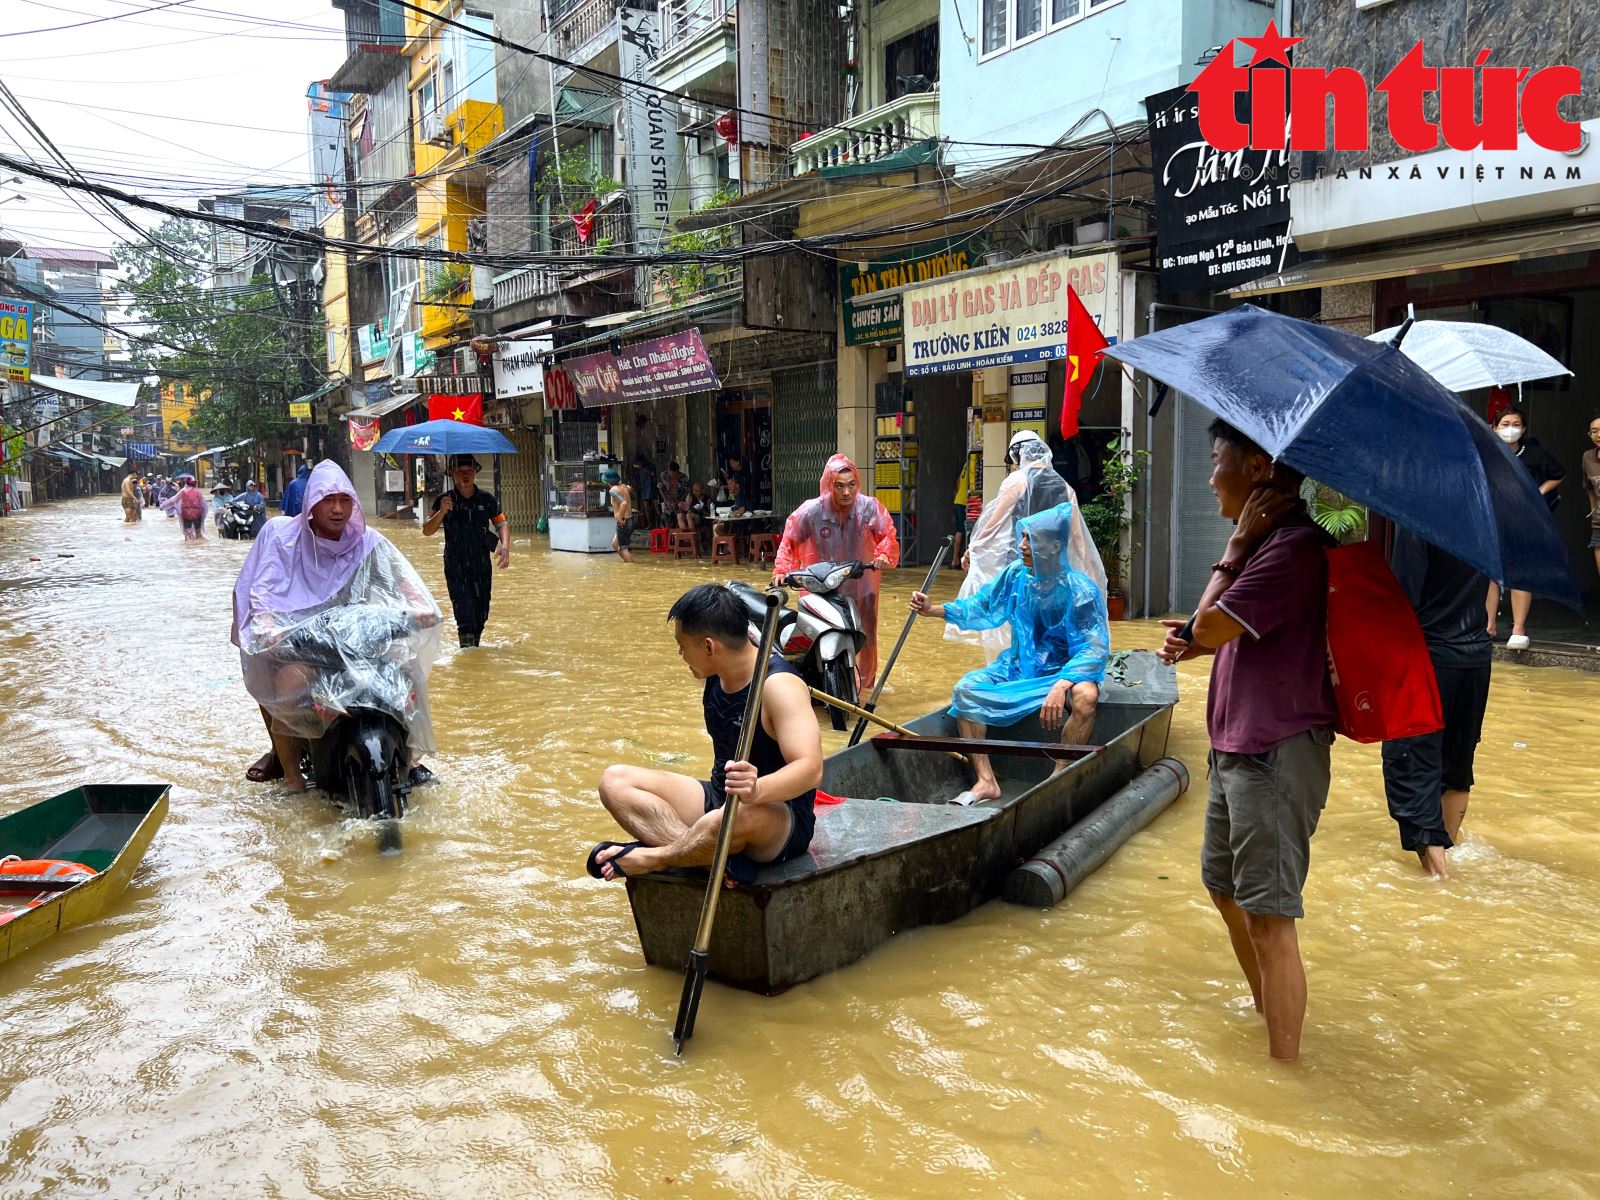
[238,544,442,849]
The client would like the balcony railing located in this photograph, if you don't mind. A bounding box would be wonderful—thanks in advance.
[550,199,633,259]
[792,90,941,176]
[551,0,616,54]
[660,0,734,55]
[493,265,562,311]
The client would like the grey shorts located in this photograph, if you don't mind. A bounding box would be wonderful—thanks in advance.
[1202,727,1334,919]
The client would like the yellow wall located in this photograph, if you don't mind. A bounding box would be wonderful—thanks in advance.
[160,384,205,450]
[321,213,352,378]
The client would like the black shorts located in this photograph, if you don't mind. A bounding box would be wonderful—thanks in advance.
[615,517,635,544]
[1434,661,1491,791]
[181,516,203,535]
[700,780,815,875]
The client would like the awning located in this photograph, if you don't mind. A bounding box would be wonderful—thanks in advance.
[1227,220,1600,297]
[127,443,160,458]
[27,375,141,408]
[555,291,740,356]
[90,453,126,468]
[181,438,254,462]
[344,392,421,421]
[291,380,341,405]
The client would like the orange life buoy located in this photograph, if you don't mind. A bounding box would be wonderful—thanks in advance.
[0,856,97,895]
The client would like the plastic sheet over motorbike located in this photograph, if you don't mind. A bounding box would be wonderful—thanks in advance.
[232,461,444,754]
[237,547,443,753]
[946,432,1104,660]
[941,503,1110,727]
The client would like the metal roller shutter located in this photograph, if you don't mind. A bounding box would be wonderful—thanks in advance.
[1170,393,1233,611]
[771,364,838,517]
[497,426,543,532]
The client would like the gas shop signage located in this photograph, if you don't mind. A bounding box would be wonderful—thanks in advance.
[903,255,1106,378]
[1147,80,1300,293]
[1,299,33,383]
[839,236,983,347]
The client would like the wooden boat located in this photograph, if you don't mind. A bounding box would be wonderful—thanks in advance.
[625,650,1179,994]
[1,784,169,966]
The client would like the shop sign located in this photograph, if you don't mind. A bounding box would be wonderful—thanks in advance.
[1008,367,1048,442]
[357,320,390,366]
[569,328,722,408]
[1147,81,1300,293]
[902,256,1074,378]
[982,399,1006,424]
[493,336,552,400]
[288,402,313,420]
[619,7,687,259]
[350,418,380,451]
[1,299,33,383]
[840,236,984,347]
[401,331,436,378]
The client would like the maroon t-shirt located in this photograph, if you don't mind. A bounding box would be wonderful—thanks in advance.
[1206,522,1337,755]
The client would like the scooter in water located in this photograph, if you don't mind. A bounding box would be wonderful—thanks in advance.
[728,560,872,730]
[220,499,263,540]
[276,604,435,852]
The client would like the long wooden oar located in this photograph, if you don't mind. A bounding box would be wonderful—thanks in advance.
[810,686,968,764]
[871,733,1103,762]
[672,589,784,1056]
[848,535,953,747]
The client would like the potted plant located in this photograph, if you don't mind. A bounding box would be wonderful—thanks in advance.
[1079,434,1151,621]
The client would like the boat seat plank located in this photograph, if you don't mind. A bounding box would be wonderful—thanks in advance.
[752,797,995,885]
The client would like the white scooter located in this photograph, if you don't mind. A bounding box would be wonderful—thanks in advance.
[727,561,873,730]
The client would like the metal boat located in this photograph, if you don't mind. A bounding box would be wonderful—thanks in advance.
[625,651,1179,993]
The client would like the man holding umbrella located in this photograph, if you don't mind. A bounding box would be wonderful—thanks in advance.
[423,454,510,648]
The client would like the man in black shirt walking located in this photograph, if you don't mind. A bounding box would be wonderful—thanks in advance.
[423,454,510,648]
[1381,526,1493,879]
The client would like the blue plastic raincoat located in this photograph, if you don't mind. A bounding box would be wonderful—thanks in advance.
[941,502,1110,727]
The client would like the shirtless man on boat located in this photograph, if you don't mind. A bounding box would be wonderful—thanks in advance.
[910,503,1110,805]
[589,584,823,881]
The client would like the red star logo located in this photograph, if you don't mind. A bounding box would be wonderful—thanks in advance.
[1238,20,1302,67]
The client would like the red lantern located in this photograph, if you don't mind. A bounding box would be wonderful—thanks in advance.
[714,111,738,144]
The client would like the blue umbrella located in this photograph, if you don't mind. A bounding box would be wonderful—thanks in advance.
[1105,305,1578,604]
[371,419,518,457]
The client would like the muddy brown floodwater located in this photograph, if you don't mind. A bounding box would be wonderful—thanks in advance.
[2,498,1598,1198]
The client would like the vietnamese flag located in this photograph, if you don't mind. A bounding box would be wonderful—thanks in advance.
[428,392,483,424]
[1062,286,1110,440]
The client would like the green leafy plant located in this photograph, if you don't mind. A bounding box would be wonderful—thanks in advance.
[422,260,470,303]
[659,184,741,306]
[537,154,622,209]
[1305,480,1367,543]
[1080,434,1152,592]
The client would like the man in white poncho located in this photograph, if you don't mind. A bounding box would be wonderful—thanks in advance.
[947,429,1105,660]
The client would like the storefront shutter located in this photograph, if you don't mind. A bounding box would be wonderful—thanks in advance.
[771,364,838,517]
[685,392,714,485]
[497,426,542,532]
[1171,393,1233,612]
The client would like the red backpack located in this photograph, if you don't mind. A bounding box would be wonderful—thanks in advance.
[1324,539,1443,743]
[178,487,204,521]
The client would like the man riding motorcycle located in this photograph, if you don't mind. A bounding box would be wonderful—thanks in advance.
[232,461,442,794]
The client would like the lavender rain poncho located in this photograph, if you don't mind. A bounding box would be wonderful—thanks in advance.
[232,461,443,751]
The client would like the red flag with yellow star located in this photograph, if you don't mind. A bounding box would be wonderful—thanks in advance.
[427,393,483,424]
[1062,286,1109,440]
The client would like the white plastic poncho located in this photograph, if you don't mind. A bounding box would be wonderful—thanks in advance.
[946,432,1105,660]
[231,461,444,753]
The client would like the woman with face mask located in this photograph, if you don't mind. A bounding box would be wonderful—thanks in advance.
[1487,406,1565,649]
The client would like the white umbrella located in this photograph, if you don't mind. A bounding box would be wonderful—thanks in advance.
[1367,313,1572,392]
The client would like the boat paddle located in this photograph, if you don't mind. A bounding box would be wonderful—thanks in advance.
[809,686,968,764]
[847,535,953,747]
[672,588,785,1056]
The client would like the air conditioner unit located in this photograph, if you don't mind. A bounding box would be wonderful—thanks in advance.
[453,346,478,374]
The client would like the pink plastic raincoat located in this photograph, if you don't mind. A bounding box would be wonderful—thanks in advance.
[772,454,900,688]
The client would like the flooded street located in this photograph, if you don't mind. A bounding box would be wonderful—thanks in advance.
[2,499,1598,1198]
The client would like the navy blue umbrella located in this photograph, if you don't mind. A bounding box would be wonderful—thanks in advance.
[371,419,518,457]
[1105,305,1578,604]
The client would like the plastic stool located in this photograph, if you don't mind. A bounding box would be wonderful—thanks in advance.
[670,530,699,559]
[749,531,778,563]
[711,534,740,565]
[649,526,671,554]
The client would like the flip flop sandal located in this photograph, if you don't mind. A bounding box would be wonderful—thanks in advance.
[245,753,283,783]
[585,840,643,880]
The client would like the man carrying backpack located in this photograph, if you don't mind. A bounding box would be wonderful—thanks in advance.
[1158,419,1337,1061]
[1380,527,1491,881]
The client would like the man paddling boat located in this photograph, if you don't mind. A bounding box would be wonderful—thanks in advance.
[590,584,823,882]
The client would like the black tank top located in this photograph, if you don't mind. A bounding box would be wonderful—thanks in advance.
[703,656,815,816]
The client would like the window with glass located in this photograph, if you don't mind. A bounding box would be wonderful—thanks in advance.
[981,0,1121,57]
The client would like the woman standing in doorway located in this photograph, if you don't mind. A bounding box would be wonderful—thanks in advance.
[1487,406,1565,649]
